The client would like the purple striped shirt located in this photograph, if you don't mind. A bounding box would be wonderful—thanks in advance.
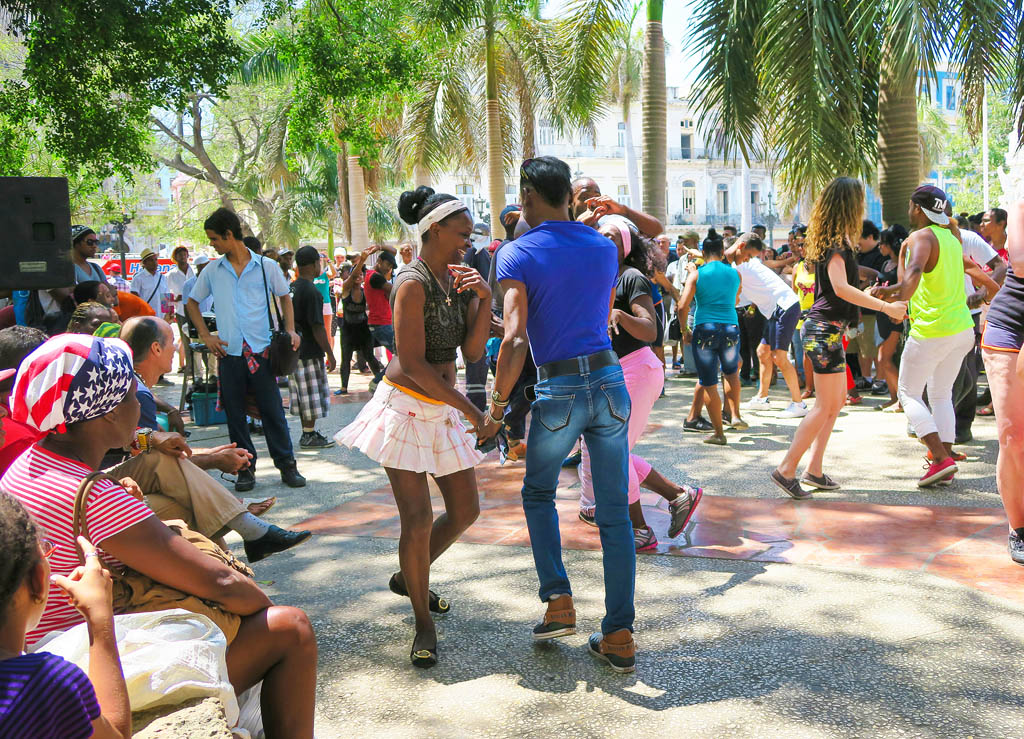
[0,652,99,738]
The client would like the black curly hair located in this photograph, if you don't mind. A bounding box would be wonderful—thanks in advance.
[0,494,41,621]
[397,186,464,243]
[620,225,665,278]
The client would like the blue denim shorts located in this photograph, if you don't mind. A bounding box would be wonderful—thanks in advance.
[762,302,800,351]
[692,322,740,386]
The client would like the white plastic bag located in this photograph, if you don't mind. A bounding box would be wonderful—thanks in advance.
[34,608,239,725]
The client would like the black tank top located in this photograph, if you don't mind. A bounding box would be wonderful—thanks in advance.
[986,264,1024,335]
[342,290,368,324]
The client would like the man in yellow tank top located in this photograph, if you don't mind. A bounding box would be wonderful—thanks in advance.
[895,186,990,487]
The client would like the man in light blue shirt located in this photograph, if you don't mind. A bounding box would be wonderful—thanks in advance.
[187,208,306,492]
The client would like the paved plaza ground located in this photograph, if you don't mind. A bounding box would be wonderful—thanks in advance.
[162,367,1024,738]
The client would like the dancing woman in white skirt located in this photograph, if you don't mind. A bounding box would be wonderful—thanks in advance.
[336,186,491,667]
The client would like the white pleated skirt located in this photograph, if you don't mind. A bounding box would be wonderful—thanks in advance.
[335,382,484,477]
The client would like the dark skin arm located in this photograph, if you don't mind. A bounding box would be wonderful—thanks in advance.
[897,229,938,302]
[312,322,337,372]
[100,516,272,615]
[652,270,680,303]
[450,264,492,363]
[478,280,531,441]
[609,292,657,343]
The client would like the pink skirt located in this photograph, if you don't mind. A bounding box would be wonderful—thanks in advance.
[335,382,484,477]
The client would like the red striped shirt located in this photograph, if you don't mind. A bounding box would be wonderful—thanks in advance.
[1,445,153,646]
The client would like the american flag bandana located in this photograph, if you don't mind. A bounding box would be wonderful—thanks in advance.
[10,335,136,435]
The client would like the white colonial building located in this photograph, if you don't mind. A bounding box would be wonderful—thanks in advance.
[431,88,785,235]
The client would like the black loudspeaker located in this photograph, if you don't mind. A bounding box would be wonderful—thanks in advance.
[0,177,74,290]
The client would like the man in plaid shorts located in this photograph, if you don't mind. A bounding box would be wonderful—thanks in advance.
[289,246,337,448]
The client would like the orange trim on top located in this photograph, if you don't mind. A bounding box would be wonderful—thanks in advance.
[382,376,445,405]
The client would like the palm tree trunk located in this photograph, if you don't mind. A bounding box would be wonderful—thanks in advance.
[623,99,641,210]
[485,20,506,232]
[520,90,536,160]
[877,56,920,227]
[413,161,431,188]
[348,154,370,253]
[642,0,667,227]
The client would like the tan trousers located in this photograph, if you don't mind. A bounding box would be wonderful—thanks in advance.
[111,452,245,538]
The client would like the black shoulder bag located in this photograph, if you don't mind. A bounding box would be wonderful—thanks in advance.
[260,258,299,376]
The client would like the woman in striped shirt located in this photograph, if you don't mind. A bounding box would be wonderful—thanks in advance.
[1,335,318,738]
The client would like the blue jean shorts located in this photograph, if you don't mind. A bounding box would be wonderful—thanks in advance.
[762,302,801,351]
[692,322,740,386]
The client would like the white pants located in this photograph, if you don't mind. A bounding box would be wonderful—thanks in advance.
[897,328,974,443]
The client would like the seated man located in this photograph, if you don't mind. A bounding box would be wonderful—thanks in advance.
[66,301,119,335]
[0,324,309,563]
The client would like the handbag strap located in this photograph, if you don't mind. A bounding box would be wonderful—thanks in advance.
[145,273,164,307]
[72,471,121,566]
[260,257,285,337]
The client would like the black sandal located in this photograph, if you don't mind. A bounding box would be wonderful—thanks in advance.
[389,573,451,614]
[410,640,438,668]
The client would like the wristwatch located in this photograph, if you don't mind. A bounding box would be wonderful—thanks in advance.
[132,428,153,453]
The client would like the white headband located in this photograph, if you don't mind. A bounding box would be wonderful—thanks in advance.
[418,199,469,236]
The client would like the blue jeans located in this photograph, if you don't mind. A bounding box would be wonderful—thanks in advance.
[219,353,295,470]
[522,362,635,634]
[791,320,807,382]
[691,322,740,387]
[369,324,394,381]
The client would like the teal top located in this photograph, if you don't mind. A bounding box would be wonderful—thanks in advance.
[312,273,331,305]
[694,260,740,326]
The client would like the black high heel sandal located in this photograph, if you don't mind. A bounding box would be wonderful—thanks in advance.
[389,573,451,614]
[410,643,438,668]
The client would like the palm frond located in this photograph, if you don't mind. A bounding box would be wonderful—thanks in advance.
[550,0,631,129]
[689,0,767,163]
[917,96,948,178]
[946,0,1015,136]
[235,28,296,85]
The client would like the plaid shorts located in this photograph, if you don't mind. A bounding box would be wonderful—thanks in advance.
[288,357,331,421]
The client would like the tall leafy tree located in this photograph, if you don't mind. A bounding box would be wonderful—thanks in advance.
[405,0,627,228]
[608,3,643,209]
[0,0,255,175]
[689,0,1021,225]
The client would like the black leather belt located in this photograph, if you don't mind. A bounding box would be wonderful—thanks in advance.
[537,349,619,381]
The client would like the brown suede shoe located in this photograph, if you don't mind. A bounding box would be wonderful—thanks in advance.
[588,628,636,673]
[532,594,576,641]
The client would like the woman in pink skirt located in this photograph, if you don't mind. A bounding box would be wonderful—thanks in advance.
[336,187,491,667]
[577,218,703,552]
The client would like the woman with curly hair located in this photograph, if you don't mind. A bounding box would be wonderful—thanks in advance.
[771,177,908,499]
[577,217,703,552]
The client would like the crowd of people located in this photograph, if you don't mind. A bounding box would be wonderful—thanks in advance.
[1,150,1022,735]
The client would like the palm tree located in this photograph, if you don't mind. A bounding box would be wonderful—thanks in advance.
[608,3,643,207]
[405,0,627,227]
[641,0,666,225]
[689,0,1019,225]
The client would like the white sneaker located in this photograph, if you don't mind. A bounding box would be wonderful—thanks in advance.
[743,395,771,411]
[780,401,808,418]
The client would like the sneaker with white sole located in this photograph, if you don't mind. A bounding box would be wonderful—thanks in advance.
[779,401,808,418]
[743,395,771,411]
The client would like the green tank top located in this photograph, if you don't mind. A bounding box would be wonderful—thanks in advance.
[905,225,972,339]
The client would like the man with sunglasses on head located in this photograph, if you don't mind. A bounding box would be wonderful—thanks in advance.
[479,156,638,674]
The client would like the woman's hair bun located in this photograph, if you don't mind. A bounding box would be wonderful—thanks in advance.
[398,186,436,225]
[706,227,719,239]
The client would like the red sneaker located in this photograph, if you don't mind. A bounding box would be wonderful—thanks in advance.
[919,458,958,488]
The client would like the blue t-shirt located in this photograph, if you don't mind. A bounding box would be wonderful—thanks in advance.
[694,260,741,326]
[137,379,158,430]
[0,651,100,739]
[495,221,617,366]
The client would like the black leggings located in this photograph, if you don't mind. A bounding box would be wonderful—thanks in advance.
[340,321,382,389]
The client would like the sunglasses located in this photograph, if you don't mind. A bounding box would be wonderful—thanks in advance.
[85,239,99,246]
[39,538,57,558]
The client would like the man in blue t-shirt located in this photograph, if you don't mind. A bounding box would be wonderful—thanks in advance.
[479,156,637,674]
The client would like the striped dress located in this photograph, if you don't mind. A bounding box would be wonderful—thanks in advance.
[1,445,154,646]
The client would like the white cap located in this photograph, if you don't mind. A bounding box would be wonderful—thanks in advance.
[193,255,210,266]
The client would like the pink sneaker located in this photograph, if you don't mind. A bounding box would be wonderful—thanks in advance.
[634,526,658,552]
[919,457,957,488]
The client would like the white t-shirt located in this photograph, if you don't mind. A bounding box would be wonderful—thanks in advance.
[736,257,799,318]
[960,230,998,315]
[130,269,168,314]
[165,265,194,317]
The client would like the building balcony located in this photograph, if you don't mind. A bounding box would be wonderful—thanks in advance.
[537,143,626,159]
